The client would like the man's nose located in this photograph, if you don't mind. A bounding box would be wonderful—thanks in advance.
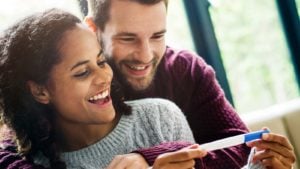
[134,41,153,63]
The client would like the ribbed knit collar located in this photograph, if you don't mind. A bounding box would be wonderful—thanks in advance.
[61,113,135,165]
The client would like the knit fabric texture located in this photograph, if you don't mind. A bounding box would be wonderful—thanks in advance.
[121,46,251,168]
[33,98,195,169]
[134,142,265,169]
[1,46,252,168]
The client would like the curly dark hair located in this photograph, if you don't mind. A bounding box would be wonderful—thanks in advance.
[0,8,130,169]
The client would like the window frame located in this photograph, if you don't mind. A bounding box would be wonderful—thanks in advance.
[183,0,300,107]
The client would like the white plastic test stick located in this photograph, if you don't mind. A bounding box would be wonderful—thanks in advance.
[200,129,270,152]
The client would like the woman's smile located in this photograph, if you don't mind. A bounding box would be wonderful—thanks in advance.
[88,88,112,108]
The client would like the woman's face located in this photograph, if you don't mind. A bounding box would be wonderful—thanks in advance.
[45,24,115,127]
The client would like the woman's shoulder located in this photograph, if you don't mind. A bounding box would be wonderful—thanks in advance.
[125,98,179,111]
[125,98,183,120]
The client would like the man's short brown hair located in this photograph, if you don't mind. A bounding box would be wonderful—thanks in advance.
[88,0,168,31]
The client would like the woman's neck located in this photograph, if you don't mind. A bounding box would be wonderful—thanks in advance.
[56,114,121,152]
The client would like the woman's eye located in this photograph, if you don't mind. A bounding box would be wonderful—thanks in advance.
[97,60,107,68]
[74,70,90,78]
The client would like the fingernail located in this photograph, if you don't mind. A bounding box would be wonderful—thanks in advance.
[262,133,269,140]
[246,142,253,147]
[189,144,200,149]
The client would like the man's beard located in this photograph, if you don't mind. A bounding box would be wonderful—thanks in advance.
[107,57,160,92]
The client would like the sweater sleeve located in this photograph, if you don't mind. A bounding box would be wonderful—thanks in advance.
[157,99,195,143]
[0,140,48,169]
[191,56,251,169]
[132,141,202,169]
[168,50,251,169]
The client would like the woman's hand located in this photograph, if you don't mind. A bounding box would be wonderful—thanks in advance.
[152,144,207,169]
[106,153,149,169]
[247,131,296,169]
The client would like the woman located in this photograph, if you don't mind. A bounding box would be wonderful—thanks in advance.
[0,8,295,169]
[0,8,196,169]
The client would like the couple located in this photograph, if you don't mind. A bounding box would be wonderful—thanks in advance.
[0,0,296,168]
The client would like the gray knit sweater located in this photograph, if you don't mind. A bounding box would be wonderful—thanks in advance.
[34,98,195,169]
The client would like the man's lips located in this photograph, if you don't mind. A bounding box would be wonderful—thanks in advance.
[124,64,152,77]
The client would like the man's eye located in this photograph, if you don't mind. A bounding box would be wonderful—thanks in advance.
[119,37,135,42]
[97,60,107,68]
[152,34,164,40]
[74,70,90,78]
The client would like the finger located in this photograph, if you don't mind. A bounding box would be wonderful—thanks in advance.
[157,148,206,163]
[182,144,201,150]
[153,159,195,169]
[253,149,294,167]
[106,155,125,169]
[247,139,295,160]
[262,133,293,150]
[123,161,149,169]
[106,154,148,169]
[261,156,293,169]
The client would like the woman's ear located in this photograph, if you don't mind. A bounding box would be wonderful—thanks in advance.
[27,81,50,104]
[84,16,97,32]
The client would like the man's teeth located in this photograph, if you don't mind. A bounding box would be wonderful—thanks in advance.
[129,65,146,70]
[89,90,109,101]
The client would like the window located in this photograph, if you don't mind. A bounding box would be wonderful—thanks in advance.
[209,0,299,113]
[166,0,195,52]
[0,0,81,32]
[297,0,300,17]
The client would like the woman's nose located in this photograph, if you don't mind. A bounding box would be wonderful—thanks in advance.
[93,66,113,87]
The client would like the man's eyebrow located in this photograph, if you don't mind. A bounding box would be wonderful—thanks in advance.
[115,32,136,37]
[153,29,167,35]
[114,30,166,37]
[70,60,89,71]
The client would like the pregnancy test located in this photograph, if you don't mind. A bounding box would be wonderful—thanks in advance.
[200,129,270,151]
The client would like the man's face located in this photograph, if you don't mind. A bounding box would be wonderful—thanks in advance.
[101,0,167,91]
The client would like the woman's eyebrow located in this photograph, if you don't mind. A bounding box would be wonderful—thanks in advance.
[70,50,103,71]
[70,60,89,71]
[97,49,103,57]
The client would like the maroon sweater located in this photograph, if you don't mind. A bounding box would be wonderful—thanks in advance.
[0,47,250,168]
[122,46,250,168]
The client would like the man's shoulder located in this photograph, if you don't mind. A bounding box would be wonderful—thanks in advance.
[163,46,208,70]
[125,98,178,110]
[159,46,214,80]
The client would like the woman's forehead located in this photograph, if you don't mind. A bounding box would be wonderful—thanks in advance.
[58,25,101,60]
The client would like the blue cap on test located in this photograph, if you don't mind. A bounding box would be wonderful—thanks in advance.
[244,129,270,142]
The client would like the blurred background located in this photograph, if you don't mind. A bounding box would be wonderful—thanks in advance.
[0,0,299,114]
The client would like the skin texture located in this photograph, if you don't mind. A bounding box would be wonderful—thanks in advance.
[106,144,207,169]
[106,153,149,169]
[100,0,167,91]
[152,144,207,169]
[247,132,296,169]
[0,1,296,169]
[28,24,117,151]
[85,0,297,168]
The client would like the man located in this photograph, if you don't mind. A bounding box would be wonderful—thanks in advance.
[84,0,295,168]
[0,0,296,168]
[85,0,250,168]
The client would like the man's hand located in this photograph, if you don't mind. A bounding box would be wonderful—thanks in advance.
[152,144,207,169]
[106,153,149,169]
[247,130,296,169]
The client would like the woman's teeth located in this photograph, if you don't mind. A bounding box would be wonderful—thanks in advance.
[89,90,109,101]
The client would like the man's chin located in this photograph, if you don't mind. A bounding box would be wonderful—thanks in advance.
[126,78,153,92]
